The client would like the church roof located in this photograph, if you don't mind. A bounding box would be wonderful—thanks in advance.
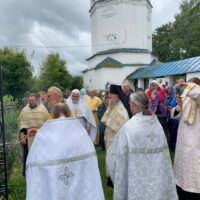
[95,57,123,69]
[86,48,151,61]
[128,56,200,79]
[82,56,149,73]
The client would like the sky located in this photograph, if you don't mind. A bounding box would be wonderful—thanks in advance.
[0,0,183,76]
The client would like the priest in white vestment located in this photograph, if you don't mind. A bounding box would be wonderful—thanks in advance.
[172,78,200,199]
[107,92,178,200]
[67,89,97,142]
[26,103,104,200]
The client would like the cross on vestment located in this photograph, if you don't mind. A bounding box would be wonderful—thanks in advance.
[147,132,156,142]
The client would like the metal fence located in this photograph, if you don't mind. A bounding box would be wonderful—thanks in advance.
[0,101,25,200]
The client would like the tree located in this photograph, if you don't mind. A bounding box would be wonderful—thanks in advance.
[152,0,200,62]
[71,76,83,89]
[152,23,174,62]
[0,47,33,99]
[39,53,73,91]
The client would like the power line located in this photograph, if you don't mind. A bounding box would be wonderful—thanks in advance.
[0,42,120,48]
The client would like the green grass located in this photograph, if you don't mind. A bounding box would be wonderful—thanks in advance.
[96,147,113,200]
[8,152,26,200]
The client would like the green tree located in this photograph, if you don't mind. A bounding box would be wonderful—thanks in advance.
[71,76,83,89]
[152,0,200,62]
[39,53,73,91]
[152,23,174,62]
[0,47,33,99]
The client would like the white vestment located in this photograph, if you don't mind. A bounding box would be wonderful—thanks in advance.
[174,85,200,193]
[107,112,178,200]
[67,97,97,142]
[26,117,104,200]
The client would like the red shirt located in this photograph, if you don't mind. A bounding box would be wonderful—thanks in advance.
[146,88,166,103]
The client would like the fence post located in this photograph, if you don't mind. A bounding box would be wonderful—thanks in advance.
[0,63,8,200]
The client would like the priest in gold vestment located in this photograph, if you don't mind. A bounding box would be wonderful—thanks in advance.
[18,93,49,175]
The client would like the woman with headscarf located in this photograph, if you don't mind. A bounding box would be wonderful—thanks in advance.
[165,86,176,106]
[80,88,88,99]
[149,91,168,138]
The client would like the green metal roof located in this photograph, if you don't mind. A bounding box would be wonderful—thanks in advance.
[128,56,200,80]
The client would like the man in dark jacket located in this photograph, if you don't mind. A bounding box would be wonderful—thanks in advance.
[97,95,109,151]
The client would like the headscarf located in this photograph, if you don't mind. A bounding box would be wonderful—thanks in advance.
[165,86,175,106]
[150,91,160,113]
[80,88,88,98]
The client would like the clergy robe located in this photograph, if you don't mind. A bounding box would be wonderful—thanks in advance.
[85,96,102,144]
[101,100,129,151]
[18,103,49,149]
[173,84,200,193]
[26,117,104,200]
[67,97,97,142]
[107,112,178,200]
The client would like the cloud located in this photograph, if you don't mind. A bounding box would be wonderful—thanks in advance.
[0,0,183,76]
[151,0,182,31]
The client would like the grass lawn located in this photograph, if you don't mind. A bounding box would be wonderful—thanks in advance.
[7,147,113,200]
[96,147,113,200]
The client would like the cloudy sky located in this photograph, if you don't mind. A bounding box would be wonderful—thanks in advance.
[0,0,183,76]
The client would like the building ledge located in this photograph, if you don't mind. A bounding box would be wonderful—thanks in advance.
[86,48,151,61]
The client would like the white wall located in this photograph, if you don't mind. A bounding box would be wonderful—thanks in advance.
[87,52,155,69]
[83,65,142,90]
[138,79,144,88]
[186,72,200,80]
[90,0,152,54]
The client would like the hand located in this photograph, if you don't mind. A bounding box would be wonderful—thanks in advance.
[86,126,91,133]
[166,106,172,111]
[28,128,37,137]
[20,138,27,145]
[176,96,183,106]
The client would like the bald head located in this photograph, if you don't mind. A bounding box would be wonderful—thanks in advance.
[122,84,131,96]
[47,86,63,106]
[51,103,71,119]
[89,89,96,98]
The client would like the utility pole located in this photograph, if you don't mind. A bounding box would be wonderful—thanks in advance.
[0,63,8,200]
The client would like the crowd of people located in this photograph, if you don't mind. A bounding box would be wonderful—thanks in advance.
[17,78,200,200]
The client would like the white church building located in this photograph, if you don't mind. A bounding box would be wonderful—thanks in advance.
[83,0,156,89]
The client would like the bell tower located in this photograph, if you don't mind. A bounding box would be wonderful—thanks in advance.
[89,0,153,55]
[83,0,155,90]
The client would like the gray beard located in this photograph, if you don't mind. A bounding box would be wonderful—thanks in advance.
[72,100,79,104]
[109,99,119,108]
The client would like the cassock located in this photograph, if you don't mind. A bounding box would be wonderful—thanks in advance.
[107,112,178,200]
[26,117,104,200]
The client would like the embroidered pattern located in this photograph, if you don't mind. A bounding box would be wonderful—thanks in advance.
[147,131,156,142]
[58,167,74,185]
